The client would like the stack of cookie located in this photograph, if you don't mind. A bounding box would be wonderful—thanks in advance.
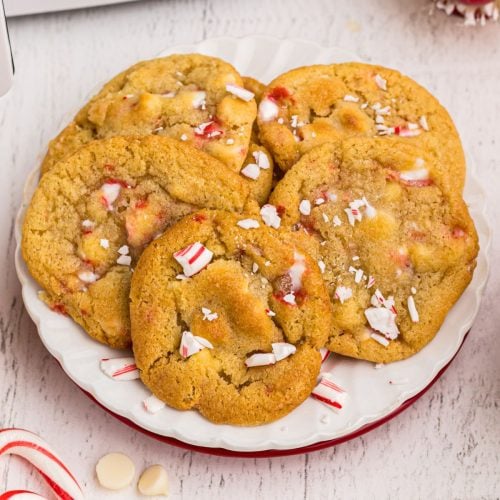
[22,54,478,426]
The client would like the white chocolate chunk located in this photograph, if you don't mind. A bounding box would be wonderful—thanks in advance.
[138,464,169,496]
[259,98,279,122]
[299,199,311,216]
[96,452,135,490]
[237,218,260,230]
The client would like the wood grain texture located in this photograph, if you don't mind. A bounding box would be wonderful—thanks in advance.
[0,0,499,498]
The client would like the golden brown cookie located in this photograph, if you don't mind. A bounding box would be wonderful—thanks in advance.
[41,54,257,175]
[130,210,334,425]
[269,138,478,363]
[257,62,466,192]
[23,136,254,349]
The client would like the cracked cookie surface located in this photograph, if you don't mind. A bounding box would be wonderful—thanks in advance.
[41,54,257,176]
[23,136,253,349]
[257,62,466,193]
[130,210,333,425]
[269,138,478,363]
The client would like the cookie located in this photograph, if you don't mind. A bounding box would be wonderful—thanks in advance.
[41,54,257,175]
[130,209,333,425]
[239,142,274,205]
[269,138,478,363]
[257,62,466,192]
[242,76,266,103]
[22,136,253,349]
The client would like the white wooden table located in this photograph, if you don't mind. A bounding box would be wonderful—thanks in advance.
[1,1,499,498]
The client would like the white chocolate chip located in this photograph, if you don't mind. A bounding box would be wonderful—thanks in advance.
[96,453,135,491]
[138,464,169,496]
[299,200,311,216]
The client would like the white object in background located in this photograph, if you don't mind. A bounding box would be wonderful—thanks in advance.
[3,0,139,17]
[0,1,14,97]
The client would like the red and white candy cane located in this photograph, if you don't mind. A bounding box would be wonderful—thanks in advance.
[319,347,330,364]
[0,429,83,500]
[100,357,139,381]
[0,491,47,499]
[173,242,213,277]
[311,374,348,412]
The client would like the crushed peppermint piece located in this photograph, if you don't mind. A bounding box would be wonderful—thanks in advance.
[365,307,399,339]
[252,262,259,273]
[349,266,364,284]
[252,150,270,169]
[179,330,213,358]
[311,374,348,412]
[100,357,139,381]
[260,204,281,229]
[315,198,325,206]
[117,255,132,266]
[258,98,279,122]
[370,332,390,347]
[277,117,285,124]
[374,74,387,91]
[375,115,385,124]
[173,242,213,277]
[180,134,188,141]
[327,192,337,202]
[118,245,129,255]
[318,260,326,274]
[266,308,276,317]
[100,239,109,249]
[264,260,271,267]
[407,296,419,322]
[201,307,218,321]
[343,94,359,102]
[176,274,187,280]
[237,218,260,230]
[419,115,430,131]
[366,275,376,289]
[322,213,329,223]
[245,352,276,367]
[299,199,311,216]
[78,271,99,283]
[290,115,299,128]
[411,286,417,295]
[226,83,254,102]
[226,138,235,145]
[143,394,166,414]
[82,219,94,229]
[283,292,297,305]
[335,286,352,304]
[240,163,260,180]
[332,215,342,227]
[352,256,359,261]
[374,363,384,370]
[271,342,296,361]
[360,102,368,109]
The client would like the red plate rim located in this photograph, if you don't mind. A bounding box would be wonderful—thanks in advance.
[71,332,468,458]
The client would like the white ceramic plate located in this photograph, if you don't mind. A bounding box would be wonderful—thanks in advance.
[15,36,491,452]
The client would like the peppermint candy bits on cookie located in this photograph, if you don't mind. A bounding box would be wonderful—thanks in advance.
[179,331,213,358]
[96,452,135,491]
[173,242,213,277]
[0,428,83,500]
[100,357,139,381]
[311,375,348,413]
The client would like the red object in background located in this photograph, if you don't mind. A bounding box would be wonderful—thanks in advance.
[460,0,492,4]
